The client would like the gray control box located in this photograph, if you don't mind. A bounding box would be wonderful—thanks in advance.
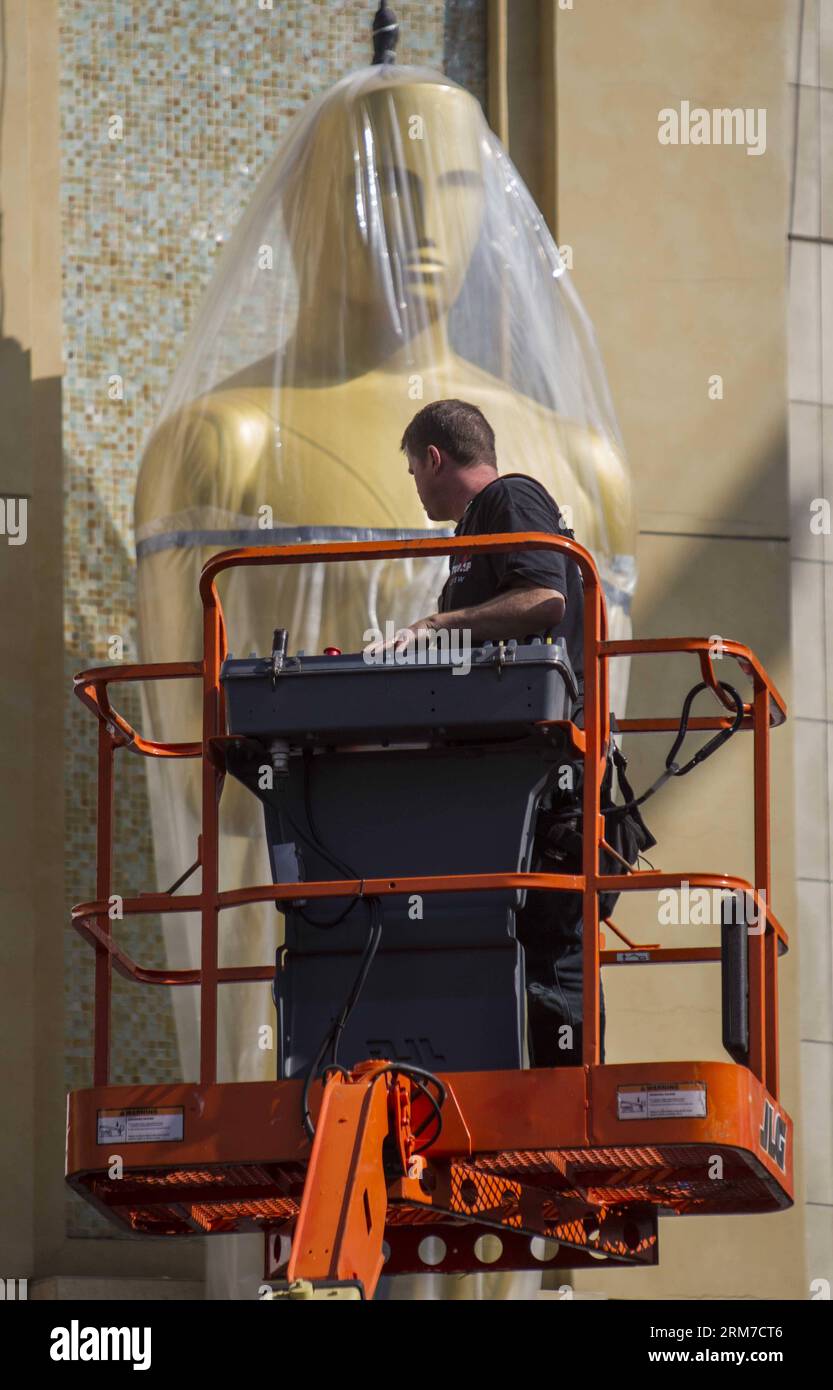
[221,638,578,745]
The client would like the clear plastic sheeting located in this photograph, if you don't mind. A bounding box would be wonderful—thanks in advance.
[134,63,637,1301]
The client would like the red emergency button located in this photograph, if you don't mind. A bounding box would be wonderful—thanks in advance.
[323,646,342,656]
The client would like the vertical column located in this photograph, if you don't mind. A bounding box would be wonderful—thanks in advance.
[486,0,508,144]
[787,0,833,1290]
[753,683,779,1098]
[747,684,770,1089]
[582,576,602,1069]
[93,722,115,1087]
[200,598,221,1086]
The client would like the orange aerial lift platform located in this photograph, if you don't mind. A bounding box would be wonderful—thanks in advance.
[66,535,793,1300]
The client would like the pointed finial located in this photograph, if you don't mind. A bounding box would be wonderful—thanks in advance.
[372,5,398,65]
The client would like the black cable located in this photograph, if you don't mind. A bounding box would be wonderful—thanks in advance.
[302,749,357,880]
[544,679,746,826]
[271,758,363,928]
[304,1048,446,1156]
[391,1067,445,1152]
[277,752,446,1152]
[383,1061,447,1112]
[320,1063,352,1084]
[277,805,359,927]
[268,747,354,884]
[295,749,365,927]
[328,904,383,1062]
[301,897,383,1141]
[266,748,384,1135]
[607,679,745,818]
[665,681,745,776]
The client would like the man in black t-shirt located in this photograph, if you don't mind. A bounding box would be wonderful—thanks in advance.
[395,404,584,702]
[436,475,585,708]
[395,398,604,1068]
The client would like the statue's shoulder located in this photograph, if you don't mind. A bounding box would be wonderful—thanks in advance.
[140,386,282,473]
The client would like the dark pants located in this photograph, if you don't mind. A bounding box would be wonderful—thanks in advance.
[524,943,606,1067]
[520,694,605,1068]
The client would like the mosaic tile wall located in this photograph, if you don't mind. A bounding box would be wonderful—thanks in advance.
[444,0,487,110]
[59,0,486,1237]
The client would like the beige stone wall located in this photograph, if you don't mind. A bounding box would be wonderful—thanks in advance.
[550,0,807,1297]
[785,0,833,1296]
[0,0,70,1286]
[0,0,813,1300]
[0,0,201,1289]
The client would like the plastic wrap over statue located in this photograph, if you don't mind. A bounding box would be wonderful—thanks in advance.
[133,64,636,1300]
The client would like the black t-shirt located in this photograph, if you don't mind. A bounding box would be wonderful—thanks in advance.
[437,473,584,690]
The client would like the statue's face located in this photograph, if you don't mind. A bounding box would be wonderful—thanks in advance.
[286,80,486,321]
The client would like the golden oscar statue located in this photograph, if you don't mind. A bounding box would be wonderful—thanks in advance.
[135,66,635,1300]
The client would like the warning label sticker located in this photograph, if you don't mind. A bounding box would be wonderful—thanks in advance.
[615,951,651,962]
[96,1107,184,1145]
[617,1082,707,1121]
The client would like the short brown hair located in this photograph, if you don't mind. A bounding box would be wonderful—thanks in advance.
[400,399,497,469]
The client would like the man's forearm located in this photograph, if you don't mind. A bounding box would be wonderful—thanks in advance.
[430,586,565,641]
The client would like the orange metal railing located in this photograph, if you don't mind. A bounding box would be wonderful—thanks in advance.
[72,534,788,1097]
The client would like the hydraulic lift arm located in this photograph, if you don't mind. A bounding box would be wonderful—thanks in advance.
[269,1060,451,1300]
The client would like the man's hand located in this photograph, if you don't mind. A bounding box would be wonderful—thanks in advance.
[364,616,439,659]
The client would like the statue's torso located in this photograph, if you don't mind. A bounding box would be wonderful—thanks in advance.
[136,357,634,555]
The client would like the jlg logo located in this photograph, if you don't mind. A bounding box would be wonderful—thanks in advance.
[367,1037,445,1067]
[759,1098,787,1172]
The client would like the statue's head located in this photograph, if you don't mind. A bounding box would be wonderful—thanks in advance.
[150,59,629,558]
[281,70,487,324]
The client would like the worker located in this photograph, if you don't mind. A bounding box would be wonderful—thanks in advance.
[391,397,605,1067]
